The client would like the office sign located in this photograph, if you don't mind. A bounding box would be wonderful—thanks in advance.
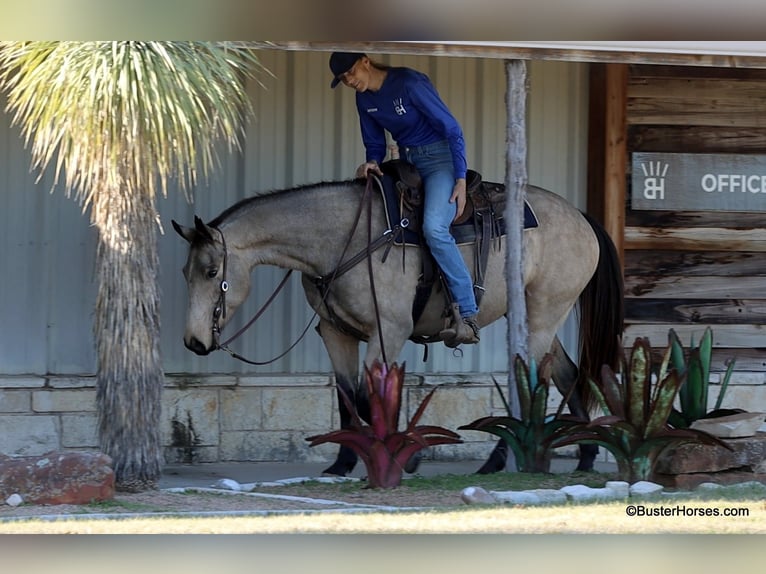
[632,152,766,212]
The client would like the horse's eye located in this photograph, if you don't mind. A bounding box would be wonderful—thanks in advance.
[207,268,218,279]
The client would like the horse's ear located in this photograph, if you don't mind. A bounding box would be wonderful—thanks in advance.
[171,219,196,244]
[193,216,216,242]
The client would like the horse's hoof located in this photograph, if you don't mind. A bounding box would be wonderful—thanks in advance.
[475,458,504,475]
[403,452,422,474]
[321,461,355,477]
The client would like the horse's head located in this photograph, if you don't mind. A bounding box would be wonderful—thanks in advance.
[172,216,252,355]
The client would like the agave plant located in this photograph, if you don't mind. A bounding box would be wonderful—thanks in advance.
[557,337,728,482]
[666,327,736,428]
[307,360,462,488]
[458,354,584,473]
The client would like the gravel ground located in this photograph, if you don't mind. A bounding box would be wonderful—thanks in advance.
[0,483,462,519]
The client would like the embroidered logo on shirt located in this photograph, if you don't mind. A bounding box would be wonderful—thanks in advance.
[393,98,407,115]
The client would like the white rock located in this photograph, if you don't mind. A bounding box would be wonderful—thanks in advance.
[560,484,619,502]
[492,490,542,505]
[528,489,568,504]
[5,494,23,507]
[212,478,241,491]
[605,481,630,498]
[695,482,723,492]
[461,486,497,505]
[630,481,664,497]
[690,412,765,438]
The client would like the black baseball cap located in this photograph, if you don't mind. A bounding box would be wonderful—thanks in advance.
[329,52,366,88]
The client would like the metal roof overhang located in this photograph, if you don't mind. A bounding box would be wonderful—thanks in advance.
[249,41,766,69]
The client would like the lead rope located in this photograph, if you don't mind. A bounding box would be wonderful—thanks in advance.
[216,176,382,366]
[365,174,388,366]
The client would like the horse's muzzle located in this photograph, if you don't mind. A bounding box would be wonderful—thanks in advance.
[185,336,212,356]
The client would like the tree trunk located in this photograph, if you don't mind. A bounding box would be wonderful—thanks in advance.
[505,59,529,471]
[92,180,163,491]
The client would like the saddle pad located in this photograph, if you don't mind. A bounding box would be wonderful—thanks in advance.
[378,174,538,247]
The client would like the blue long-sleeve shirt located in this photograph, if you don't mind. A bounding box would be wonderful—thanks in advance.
[355,67,467,179]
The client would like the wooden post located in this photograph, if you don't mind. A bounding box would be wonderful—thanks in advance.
[602,63,628,265]
[504,59,528,470]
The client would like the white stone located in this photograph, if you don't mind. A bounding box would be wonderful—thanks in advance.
[212,478,241,491]
[461,486,497,505]
[695,482,723,492]
[560,484,619,502]
[491,490,542,505]
[605,481,630,498]
[630,481,664,497]
[528,489,568,504]
[691,412,765,438]
[5,494,23,507]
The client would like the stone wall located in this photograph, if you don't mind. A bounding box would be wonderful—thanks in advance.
[2,372,763,466]
[0,373,506,464]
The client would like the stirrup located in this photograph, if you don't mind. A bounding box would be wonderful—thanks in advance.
[439,304,480,347]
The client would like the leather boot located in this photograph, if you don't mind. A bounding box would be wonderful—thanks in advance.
[439,304,480,347]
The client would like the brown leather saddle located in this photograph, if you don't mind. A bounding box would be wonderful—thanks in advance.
[377,159,525,340]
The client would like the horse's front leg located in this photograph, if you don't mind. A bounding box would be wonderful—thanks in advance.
[316,318,365,476]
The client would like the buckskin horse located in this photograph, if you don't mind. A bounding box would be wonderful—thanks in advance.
[172,172,624,475]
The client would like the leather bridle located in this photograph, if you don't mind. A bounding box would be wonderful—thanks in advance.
[207,175,394,366]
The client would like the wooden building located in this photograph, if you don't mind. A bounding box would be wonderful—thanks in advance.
[588,60,766,377]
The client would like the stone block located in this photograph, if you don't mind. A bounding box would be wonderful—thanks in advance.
[0,415,59,456]
[492,490,542,505]
[561,484,621,502]
[0,377,45,389]
[162,389,220,448]
[0,451,114,505]
[220,430,334,463]
[220,388,262,431]
[60,414,99,448]
[240,374,331,387]
[261,388,332,430]
[0,390,31,413]
[406,385,491,434]
[655,432,766,474]
[32,390,96,413]
[163,445,219,464]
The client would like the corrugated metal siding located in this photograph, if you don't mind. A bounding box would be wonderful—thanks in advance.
[1,54,589,377]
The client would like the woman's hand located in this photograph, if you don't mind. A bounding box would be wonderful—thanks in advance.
[450,178,467,222]
[355,161,383,179]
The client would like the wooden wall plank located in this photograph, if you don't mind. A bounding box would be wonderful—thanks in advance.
[629,125,766,153]
[625,298,766,324]
[625,250,766,277]
[624,323,766,348]
[624,227,766,251]
[624,275,766,298]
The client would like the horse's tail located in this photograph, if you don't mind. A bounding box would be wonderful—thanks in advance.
[577,212,624,412]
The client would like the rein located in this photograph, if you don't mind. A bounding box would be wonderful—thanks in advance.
[210,175,395,366]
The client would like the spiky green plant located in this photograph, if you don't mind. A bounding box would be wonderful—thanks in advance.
[557,337,728,482]
[307,360,462,488]
[666,327,736,428]
[458,354,584,473]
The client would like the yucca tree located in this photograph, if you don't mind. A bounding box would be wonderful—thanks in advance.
[0,41,264,490]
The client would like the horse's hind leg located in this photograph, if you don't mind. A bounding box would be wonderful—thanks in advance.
[549,336,598,471]
[316,319,365,476]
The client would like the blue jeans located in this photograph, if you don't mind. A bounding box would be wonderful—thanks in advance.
[402,140,479,317]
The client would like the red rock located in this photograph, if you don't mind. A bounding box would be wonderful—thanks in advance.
[0,451,115,505]
[652,470,766,490]
[655,432,766,475]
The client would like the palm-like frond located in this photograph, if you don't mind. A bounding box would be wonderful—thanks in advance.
[0,41,267,204]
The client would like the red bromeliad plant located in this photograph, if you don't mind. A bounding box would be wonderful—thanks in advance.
[306,360,462,488]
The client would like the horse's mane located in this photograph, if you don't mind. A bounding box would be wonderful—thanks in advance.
[209,179,359,227]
